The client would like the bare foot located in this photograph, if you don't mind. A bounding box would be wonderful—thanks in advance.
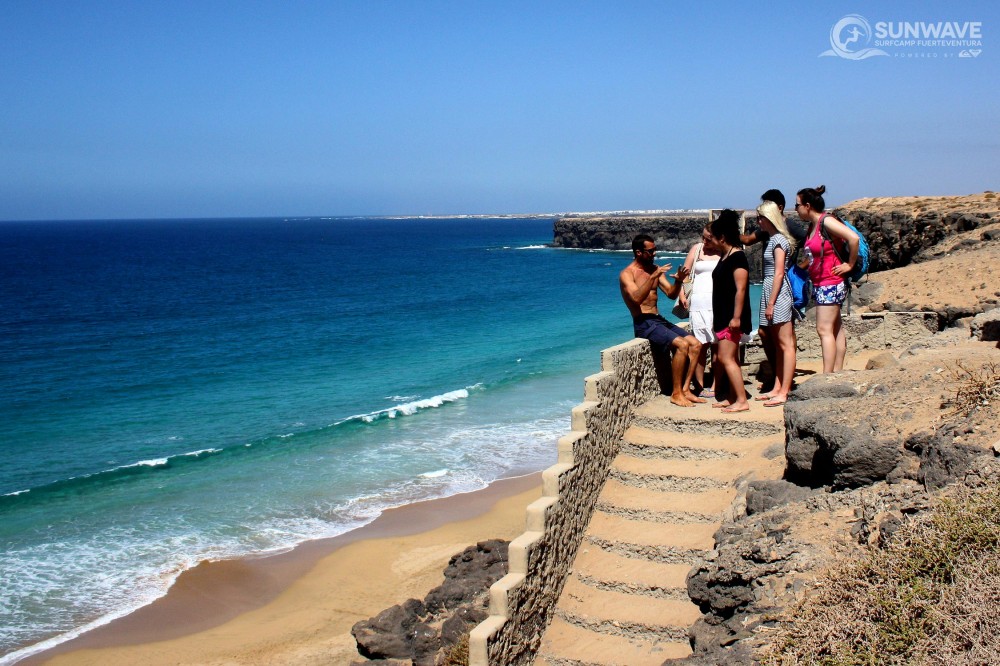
[670,394,695,407]
[684,392,707,403]
[722,403,750,413]
[711,401,732,409]
[755,393,777,401]
[763,397,787,407]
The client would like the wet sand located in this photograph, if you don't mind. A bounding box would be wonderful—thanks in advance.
[25,473,542,666]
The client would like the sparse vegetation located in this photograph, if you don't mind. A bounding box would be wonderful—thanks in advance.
[945,362,1000,419]
[438,634,469,666]
[761,485,1000,665]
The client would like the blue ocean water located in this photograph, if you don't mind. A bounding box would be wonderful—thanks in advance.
[0,217,758,662]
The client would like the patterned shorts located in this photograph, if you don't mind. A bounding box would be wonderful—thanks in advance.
[812,282,847,306]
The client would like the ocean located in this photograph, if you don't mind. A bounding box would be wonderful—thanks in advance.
[0,217,759,663]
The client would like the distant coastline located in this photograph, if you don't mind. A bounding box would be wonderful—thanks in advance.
[380,209,711,220]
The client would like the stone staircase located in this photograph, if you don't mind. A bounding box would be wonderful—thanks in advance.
[533,393,787,666]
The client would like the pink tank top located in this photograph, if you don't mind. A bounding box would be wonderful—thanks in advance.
[804,214,844,287]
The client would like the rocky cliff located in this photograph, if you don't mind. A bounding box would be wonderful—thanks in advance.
[552,214,766,280]
[552,215,710,253]
[553,192,999,285]
[834,191,999,271]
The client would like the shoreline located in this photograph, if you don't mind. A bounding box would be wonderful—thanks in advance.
[19,472,543,666]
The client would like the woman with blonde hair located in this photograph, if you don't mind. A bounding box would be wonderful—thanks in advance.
[796,185,860,373]
[755,201,797,405]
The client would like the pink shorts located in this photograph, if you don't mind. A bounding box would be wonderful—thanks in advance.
[716,328,751,344]
[716,327,740,342]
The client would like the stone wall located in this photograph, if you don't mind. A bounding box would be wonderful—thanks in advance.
[468,338,661,666]
[793,311,938,360]
[739,311,937,382]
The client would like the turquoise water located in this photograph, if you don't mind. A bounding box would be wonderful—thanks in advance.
[0,217,758,662]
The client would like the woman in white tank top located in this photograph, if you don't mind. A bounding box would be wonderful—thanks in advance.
[679,225,721,396]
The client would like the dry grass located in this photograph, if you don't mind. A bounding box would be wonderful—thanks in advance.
[945,362,1000,419]
[438,633,469,666]
[761,485,1000,665]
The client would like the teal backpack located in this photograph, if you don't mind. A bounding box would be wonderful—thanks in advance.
[819,213,870,282]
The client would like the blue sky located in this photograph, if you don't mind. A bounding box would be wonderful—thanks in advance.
[1,1,997,219]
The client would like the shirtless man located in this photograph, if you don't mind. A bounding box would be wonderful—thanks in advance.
[620,234,704,407]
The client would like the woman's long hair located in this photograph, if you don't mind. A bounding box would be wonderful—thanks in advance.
[757,200,797,257]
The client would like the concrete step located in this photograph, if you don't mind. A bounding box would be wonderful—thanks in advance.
[619,427,746,460]
[584,534,706,566]
[606,466,726,493]
[598,478,736,517]
[611,453,757,483]
[535,615,691,666]
[571,546,693,596]
[593,500,719,526]
[585,511,717,551]
[622,424,778,456]
[556,577,702,632]
[631,395,784,437]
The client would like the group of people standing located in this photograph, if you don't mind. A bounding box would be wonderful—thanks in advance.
[620,185,860,412]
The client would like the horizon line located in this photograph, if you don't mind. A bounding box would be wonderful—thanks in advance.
[0,209,715,224]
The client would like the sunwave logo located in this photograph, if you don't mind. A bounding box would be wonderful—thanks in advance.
[822,15,985,60]
[820,14,889,59]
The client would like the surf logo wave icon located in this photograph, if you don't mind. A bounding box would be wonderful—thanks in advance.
[820,14,889,60]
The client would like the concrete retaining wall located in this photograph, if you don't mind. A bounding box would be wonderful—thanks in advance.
[742,311,939,372]
[468,338,661,666]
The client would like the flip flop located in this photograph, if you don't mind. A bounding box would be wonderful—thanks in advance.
[754,394,776,401]
[763,398,787,407]
[700,390,715,398]
[722,405,750,413]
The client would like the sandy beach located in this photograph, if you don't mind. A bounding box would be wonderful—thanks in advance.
[24,473,542,666]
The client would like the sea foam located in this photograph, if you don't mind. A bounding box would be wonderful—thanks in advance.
[419,469,449,478]
[339,385,483,424]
